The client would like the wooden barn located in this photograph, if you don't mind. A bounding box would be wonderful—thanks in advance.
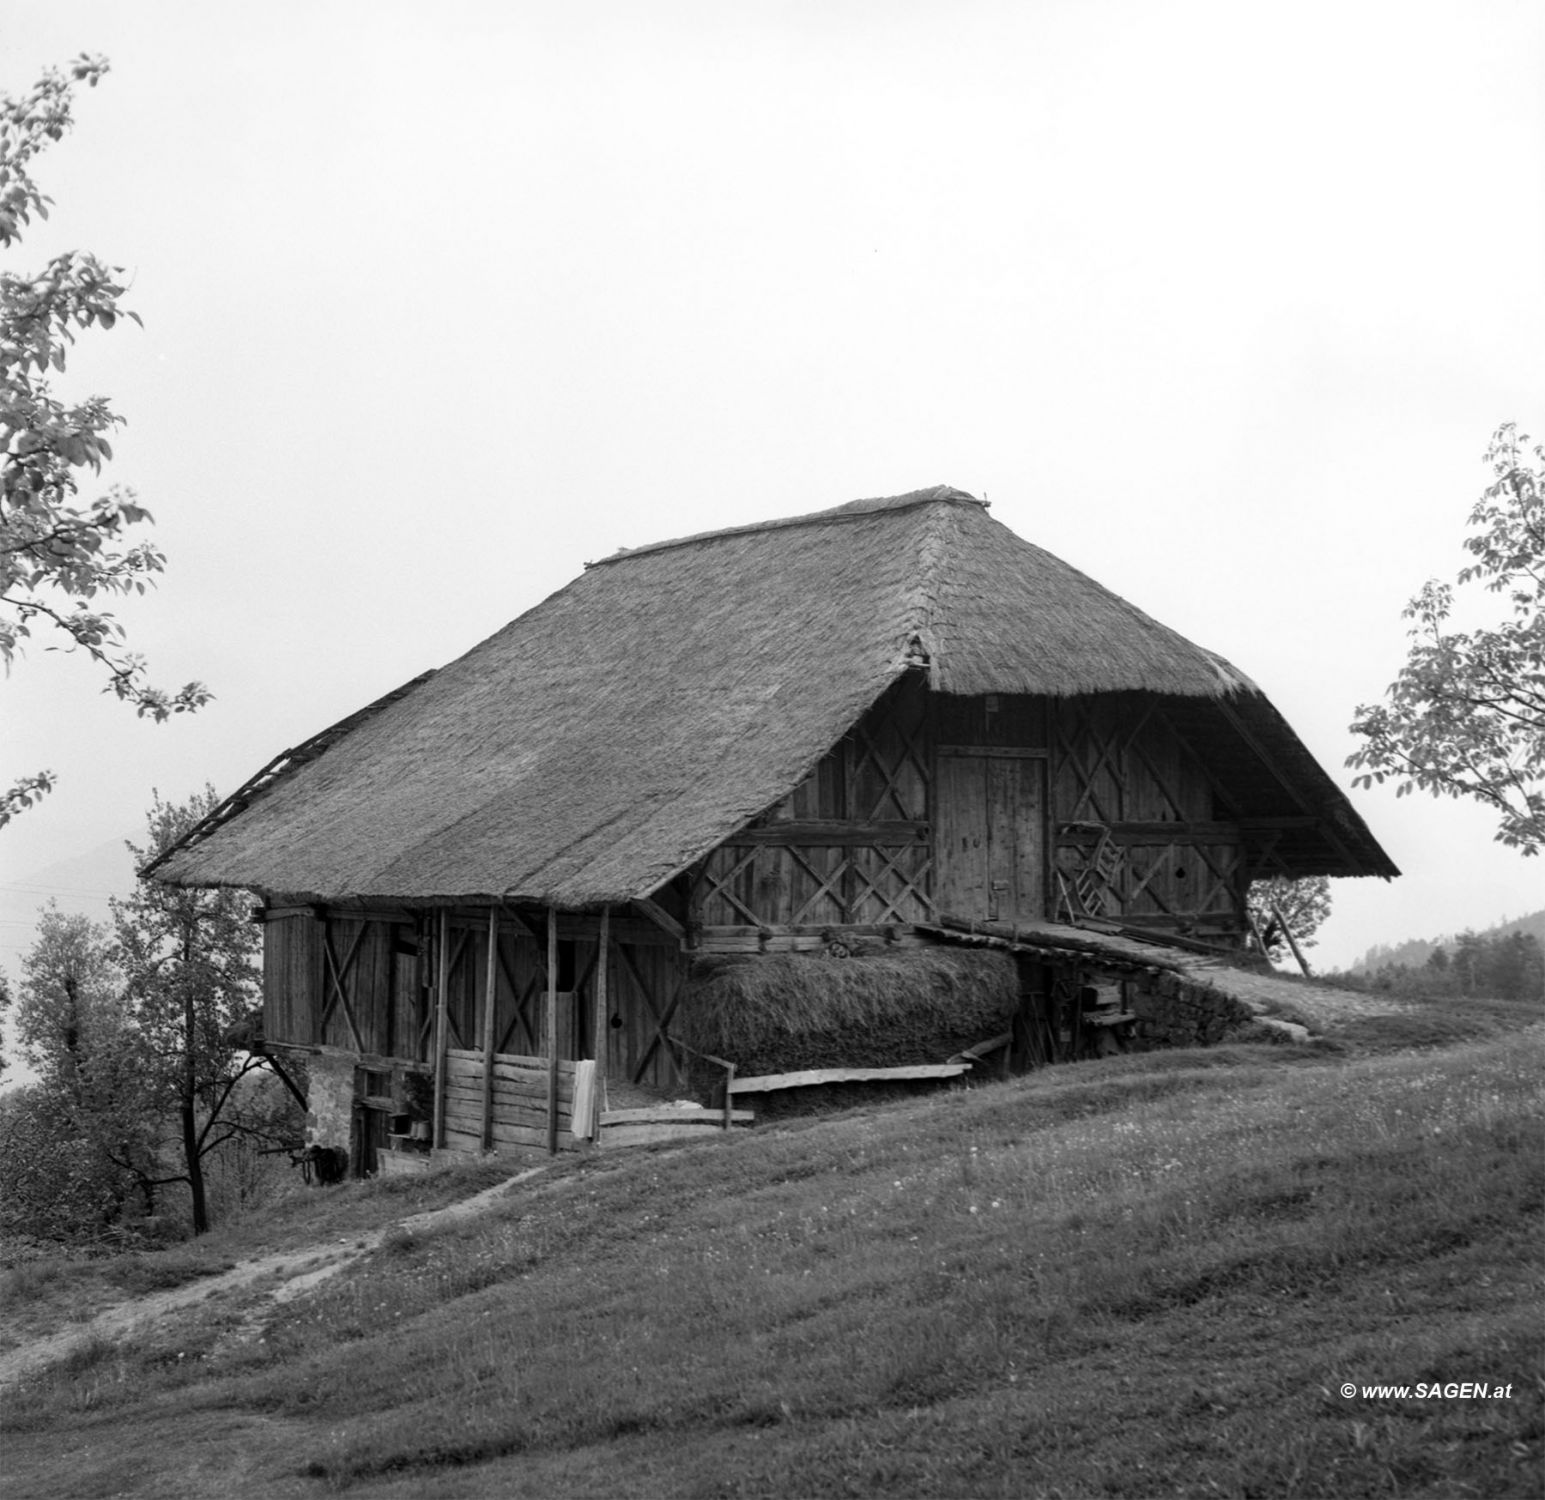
[148,487,1396,1172]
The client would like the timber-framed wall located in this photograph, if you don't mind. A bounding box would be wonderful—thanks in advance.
[258,900,690,1171]
[683,678,1253,952]
[261,905,685,1084]
[688,676,933,951]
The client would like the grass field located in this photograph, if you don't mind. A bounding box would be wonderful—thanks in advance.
[2,991,1540,1499]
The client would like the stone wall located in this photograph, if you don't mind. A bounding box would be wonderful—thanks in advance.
[307,1051,355,1151]
[1129,971,1260,1048]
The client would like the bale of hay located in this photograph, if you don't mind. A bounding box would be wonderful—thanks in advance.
[676,945,1018,1087]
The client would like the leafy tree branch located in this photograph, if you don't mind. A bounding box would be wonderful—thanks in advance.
[1348,423,1545,854]
[1,55,210,827]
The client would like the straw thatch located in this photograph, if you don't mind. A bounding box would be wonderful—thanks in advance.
[676,946,1019,1080]
[150,487,1394,901]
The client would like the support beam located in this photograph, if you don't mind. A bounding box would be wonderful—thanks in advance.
[633,896,685,945]
[319,921,369,1052]
[433,910,450,1149]
[546,907,560,1155]
[592,905,610,1142]
[1271,901,1314,978]
[480,906,498,1151]
[263,1052,309,1114]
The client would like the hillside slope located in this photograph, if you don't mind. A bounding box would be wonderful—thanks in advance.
[2,996,1541,1500]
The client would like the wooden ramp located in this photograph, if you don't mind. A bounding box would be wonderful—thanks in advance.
[920,916,1410,1037]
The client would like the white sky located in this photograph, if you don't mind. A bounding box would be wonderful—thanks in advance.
[2,0,1541,977]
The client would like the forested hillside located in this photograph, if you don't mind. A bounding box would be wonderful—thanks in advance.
[1353,909,1545,974]
[1347,910,1544,1001]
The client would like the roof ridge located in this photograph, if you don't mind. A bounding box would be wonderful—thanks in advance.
[897,497,958,675]
[585,485,983,569]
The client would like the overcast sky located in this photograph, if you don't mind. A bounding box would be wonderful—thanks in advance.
[3,0,1541,977]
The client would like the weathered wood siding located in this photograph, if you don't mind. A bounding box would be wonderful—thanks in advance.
[1049,695,1246,939]
[438,911,684,1091]
[263,903,686,1138]
[1051,697,1214,826]
[441,1047,576,1154]
[689,683,1246,942]
[690,676,933,942]
[262,907,430,1062]
[262,912,322,1045]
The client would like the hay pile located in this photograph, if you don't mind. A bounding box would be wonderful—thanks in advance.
[676,945,1018,1085]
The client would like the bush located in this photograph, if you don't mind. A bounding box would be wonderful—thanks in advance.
[0,1087,147,1248]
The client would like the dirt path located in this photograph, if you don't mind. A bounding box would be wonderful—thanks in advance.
[0,1164,552,1389]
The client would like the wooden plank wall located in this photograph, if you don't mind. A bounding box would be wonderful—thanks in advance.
[1049,696,1246,937]
[262,909,430,1062]
[262,913,320,1045]
[441,1047,576,1154]
[682,685,1249,943]
[1050,697,1213,826]
[691,676,934,937]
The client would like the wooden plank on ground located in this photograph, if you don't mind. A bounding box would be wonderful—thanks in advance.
[728,1063,971,1094]
[949,1031,1013,1062]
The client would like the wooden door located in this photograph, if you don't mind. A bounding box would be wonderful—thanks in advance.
[935,753,1046,922]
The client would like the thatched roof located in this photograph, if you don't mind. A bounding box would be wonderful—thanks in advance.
[151,486,1395,901]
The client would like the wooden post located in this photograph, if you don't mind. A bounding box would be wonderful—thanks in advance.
[546,906,560,1155]
[590,902,608,1081]
[433,910,450,1149]
[1271,902,1314,978]
[480,906,498,1151]
[1246,908,1270,961]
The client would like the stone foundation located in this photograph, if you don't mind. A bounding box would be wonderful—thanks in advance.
[1130,971,1261,1047]
[307,1052,355,1151]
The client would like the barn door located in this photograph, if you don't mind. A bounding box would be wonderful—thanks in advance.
[935,753,1046,922]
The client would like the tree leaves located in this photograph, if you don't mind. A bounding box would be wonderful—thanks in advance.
[5,790,288,1241]
[1348,423,1545,854]
[1,57,210,827]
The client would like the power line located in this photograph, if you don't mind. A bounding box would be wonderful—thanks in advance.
[0,883,124,899]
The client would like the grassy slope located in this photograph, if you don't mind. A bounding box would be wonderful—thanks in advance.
[2,999,1541,1500]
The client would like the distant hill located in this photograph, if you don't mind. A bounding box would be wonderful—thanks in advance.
[1352,909,1545,972]
[0,836,137,983]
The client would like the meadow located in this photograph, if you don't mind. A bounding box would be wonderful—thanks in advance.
[1,991,1540,1499]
